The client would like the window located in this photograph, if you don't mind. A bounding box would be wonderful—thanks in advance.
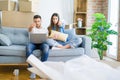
[107,0,119,59]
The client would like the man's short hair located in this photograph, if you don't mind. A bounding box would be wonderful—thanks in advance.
[33,15,41,19]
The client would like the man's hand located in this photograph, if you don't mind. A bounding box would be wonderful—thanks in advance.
[29,23,36,32]
[30,23,36,28]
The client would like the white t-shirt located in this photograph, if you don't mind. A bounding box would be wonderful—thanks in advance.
[31,27,48,34]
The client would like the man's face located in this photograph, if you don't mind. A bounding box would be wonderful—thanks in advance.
[33,18,41,28]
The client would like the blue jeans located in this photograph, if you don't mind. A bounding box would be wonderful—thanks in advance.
[26,42,49,62]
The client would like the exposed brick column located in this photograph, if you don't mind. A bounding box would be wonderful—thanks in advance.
[102,0,108,19]
[87,0,108,27]
[87,0,111,57]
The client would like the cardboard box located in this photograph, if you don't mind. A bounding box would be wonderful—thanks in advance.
[19,1,40,12]
[2,11,35,28]
[19,0,39,1]
[0,1,16,11]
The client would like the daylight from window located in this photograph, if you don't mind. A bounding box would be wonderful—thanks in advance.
[107,0,119,59]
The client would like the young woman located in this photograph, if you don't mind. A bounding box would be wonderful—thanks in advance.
[47,13,81,49]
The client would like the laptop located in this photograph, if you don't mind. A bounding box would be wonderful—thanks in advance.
[29,33,47,43]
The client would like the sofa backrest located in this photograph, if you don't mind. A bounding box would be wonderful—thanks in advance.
[0,27,83,47]
[0,27,29,45]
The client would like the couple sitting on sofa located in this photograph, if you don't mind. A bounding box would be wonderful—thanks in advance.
[26,13,82,62]
[26,13,82,78]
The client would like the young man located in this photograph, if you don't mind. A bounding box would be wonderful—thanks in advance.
[26,15,49,78]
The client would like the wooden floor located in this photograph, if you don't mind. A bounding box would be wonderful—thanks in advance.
[0,64,42,80]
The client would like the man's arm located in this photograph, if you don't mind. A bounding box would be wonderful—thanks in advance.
[28,26,33,32]
[28,23,36,32]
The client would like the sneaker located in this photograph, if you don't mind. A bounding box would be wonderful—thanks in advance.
[30,73,36,79]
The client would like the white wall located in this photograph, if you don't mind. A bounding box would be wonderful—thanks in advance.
[37,0,74,28]
[14,0,74,28]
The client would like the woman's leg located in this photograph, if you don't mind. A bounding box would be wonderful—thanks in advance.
[62,44,71,49]
[45,39,71,49]
[39,43,49,62]
[56,40,71,49]
[64,36,82,48]
[45,39,62,47]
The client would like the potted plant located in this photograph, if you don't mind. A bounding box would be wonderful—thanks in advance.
[87,13,118,60]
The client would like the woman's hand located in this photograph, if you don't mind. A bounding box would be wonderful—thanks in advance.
[58,21,62,27]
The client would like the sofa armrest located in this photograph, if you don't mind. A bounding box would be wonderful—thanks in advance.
[77,35,92,56]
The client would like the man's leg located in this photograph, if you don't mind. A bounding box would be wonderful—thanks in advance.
[26,43,37,79]
[26,43,36,58]
[39,43,49,62]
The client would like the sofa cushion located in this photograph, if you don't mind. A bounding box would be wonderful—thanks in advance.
[0,44,43,57]
[0,45,83,57]
[48,56,79,62]
[0,33,12,46]
[49,48,84,57]
[0,27,29,45]
[0,45,26,57]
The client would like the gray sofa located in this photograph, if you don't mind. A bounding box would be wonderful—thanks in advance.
[0,27,92,64]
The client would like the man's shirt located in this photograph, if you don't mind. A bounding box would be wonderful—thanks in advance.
[31,27,48,34]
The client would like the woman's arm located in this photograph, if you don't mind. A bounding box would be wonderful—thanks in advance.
[58,21,65,33]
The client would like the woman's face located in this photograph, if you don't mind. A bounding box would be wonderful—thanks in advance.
[52,16,59,25]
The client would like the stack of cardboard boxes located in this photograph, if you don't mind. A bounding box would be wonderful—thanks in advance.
[0,0,40,28]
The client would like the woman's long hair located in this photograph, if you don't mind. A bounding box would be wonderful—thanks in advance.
[48,13,60,35]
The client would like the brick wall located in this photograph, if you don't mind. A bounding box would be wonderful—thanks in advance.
[87,0,108,27]
[102,0,108,19]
